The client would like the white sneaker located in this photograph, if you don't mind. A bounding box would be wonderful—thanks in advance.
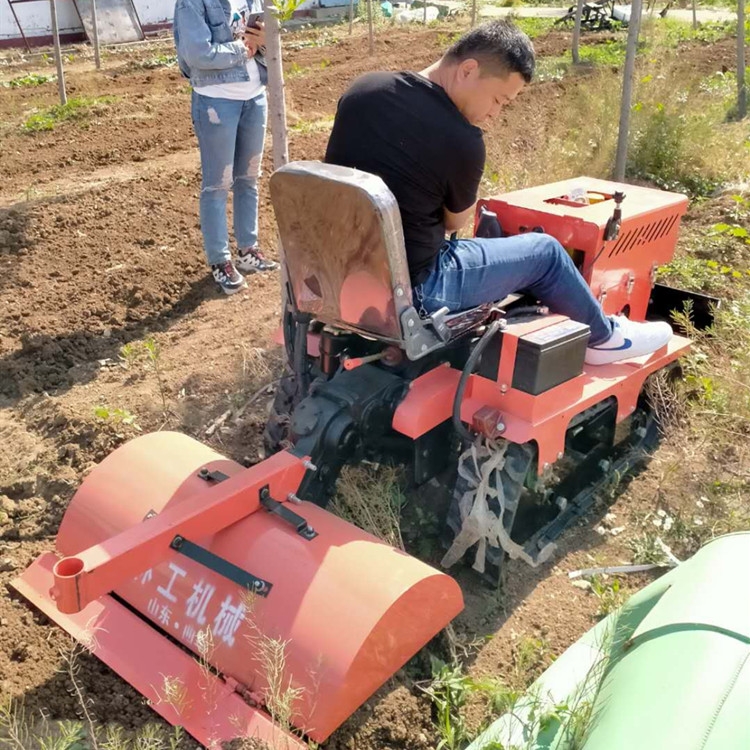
[585,315,673,366]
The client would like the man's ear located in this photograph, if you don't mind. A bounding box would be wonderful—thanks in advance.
[457,58,480,81]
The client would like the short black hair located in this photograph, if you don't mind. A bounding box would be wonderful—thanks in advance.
[445,20,535,83]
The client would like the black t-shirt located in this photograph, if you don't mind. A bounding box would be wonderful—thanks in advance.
[325,71,485,284]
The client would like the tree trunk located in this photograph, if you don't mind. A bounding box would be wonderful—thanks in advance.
[691,0,697,30]
[49,0,67,105]
[264,2,288,170]
[572,0,584,65]
[614,0,643,180]
[91,0,101,69]
[471,0,477,28]
[264,0,291,334]
[423,0,427,25]
[367,0,374,55]
[349,0,354,34]
[739,0,747,119]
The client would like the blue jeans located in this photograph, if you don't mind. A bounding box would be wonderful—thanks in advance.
[415,233,613,346]
[191,90,268,266]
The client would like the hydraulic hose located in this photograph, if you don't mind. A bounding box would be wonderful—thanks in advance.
[452,318,504,444]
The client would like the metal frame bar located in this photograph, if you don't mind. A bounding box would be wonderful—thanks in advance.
[49,450,307,614]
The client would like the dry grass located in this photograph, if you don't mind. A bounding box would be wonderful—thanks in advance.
[331,465,406,550]
[486,45,747,196]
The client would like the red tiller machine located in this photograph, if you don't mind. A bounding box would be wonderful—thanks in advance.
[14,166,712,748]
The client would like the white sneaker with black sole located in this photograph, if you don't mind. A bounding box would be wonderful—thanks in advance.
[236,246,279,274]
[585,315,673,366]
[211,260,247,295]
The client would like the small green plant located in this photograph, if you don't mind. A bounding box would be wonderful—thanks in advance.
[21,97,116,133]
[144,337,169,414]
[136,54,178,69]
[628,529,671,565]
[511,16,557,40]
[119,341,141,369]
[93,405,140,428]
[3,72,56,88]
[535,57,569,83]
[579,40,628,68]
[421,657,511,750]
[589,576,625,618]
[510,635,551,690]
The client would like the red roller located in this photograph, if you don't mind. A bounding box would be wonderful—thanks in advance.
[13,432,463,747]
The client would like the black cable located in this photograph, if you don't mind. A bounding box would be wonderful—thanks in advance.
[293,314,311,401]
[452,319,504,444]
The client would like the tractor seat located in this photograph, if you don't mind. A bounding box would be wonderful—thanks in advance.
[270,161,500,360]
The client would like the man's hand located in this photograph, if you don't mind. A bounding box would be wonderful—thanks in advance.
[444,204,475,233]
[243,22,266,57]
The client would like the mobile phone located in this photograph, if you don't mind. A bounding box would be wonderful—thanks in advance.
[245,11,263,29]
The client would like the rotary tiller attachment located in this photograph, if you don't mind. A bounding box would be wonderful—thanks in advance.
[12,432,463,749]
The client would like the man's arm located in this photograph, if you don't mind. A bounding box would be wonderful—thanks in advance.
[444,204,475,233]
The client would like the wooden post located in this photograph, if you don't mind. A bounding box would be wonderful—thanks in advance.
[264,0,291,333]
[349,0,354,34]
[49,0,67,105]
[91,0,102,69]
[572,0,584,65]
[739,0,747,119]
[367,0,374,55]
[614,0,643,180]
[264,1,289,169]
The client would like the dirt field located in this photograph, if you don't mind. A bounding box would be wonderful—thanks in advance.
[0,17,747,750]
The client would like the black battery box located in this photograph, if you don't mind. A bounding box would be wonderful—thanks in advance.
[512,319,590,395]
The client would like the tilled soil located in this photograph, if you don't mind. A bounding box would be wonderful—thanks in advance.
[0,21,742,750]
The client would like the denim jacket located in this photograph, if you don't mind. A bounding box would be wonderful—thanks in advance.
[173,0,268,88]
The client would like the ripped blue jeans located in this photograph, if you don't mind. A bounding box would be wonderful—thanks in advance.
[191,90,267,266]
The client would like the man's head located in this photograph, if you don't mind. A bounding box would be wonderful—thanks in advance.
[438,21,534,125]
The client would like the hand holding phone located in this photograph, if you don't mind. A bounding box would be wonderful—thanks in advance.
[243,14,265,56]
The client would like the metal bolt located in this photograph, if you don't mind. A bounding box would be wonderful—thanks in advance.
[198,467,209,479]
[287,493,302,504]
[500,384,508,393]
[171,535,184,550]
[543,462,550,472]
[496,421,506,433]
[303,460,318,472]
[408,319,415,328]
[253,580,265,592]
[557,451,564,460]
[599,459,612,473]
[395,287,404,297]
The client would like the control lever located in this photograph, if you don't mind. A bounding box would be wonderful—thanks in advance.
[342,352,387,370]
[604,191,626,241]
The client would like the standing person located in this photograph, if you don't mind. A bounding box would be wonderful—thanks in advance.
[175,0,278,295]
[325,20,673,365]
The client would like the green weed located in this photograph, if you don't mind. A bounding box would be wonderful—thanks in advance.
[578,39,628,67]
[3,72,56,88]
[93,405,140,429]
[510,635,551,690]
[135,54,177,69]
[510,17,557,40]
[535,56,569,83]
[21,97,116,133]
[589,576,626,618]
[421,657,512,750]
